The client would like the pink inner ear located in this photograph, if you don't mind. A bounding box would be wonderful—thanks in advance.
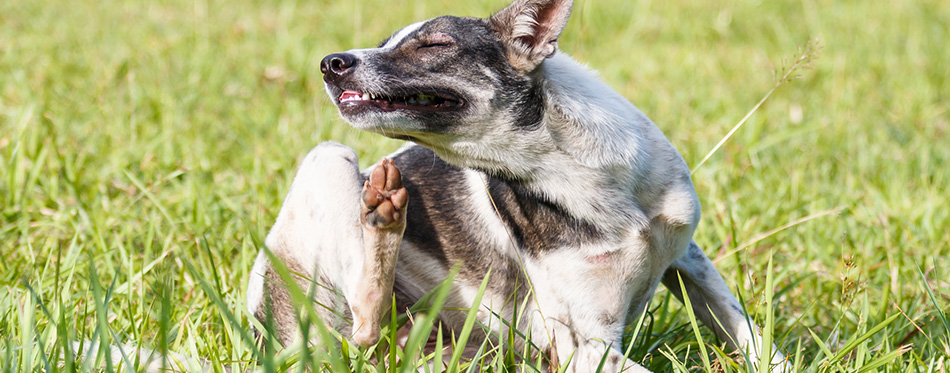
[490,0,573,71]
[532,1,570,45]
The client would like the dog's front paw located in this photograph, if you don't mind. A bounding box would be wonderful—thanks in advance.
[361,158,408,229]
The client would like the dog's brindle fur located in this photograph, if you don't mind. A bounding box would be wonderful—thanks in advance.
[247,0,789,371]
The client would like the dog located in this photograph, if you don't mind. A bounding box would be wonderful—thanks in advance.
[246,0,789,371]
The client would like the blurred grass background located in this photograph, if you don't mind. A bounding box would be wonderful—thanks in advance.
[1,0,948,371]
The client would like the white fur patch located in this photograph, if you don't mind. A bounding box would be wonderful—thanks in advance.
[345,21,428,62]
[463,170,519,256]
[382,20,428,49]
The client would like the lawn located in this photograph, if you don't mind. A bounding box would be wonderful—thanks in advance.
[1,0,948,371]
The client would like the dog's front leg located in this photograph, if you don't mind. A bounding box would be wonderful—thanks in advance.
[526,254,654,373]
[542,321,652,373]
[661,241,790,372]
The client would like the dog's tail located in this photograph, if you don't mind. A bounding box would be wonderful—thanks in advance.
[71,340,230,372]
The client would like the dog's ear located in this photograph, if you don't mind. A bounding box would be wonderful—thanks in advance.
[489,0,573,73]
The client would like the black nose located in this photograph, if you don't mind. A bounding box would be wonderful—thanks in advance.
[320,53,357,78]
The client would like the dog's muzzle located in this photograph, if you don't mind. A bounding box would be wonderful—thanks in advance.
[319,51,464,116]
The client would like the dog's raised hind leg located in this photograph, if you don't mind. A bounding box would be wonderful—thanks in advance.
[247,142,406,348]
[661,241,790,372]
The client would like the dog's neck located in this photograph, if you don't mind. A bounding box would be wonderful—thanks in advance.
[426,53,665,228]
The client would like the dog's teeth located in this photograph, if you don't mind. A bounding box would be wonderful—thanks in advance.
[417,94,435,105]
[362,93,370,100]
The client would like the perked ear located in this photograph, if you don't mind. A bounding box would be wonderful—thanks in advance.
[489,0,574,73]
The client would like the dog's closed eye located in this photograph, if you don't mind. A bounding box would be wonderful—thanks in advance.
[418,33,455,49]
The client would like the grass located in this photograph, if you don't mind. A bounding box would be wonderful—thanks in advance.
[1,0,948,371]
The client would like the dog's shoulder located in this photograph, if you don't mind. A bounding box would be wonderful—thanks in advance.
[541,53,679,173]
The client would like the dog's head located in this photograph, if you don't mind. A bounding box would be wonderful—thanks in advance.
[320,0,576,174]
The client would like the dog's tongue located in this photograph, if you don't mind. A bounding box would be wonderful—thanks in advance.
[340,90,362,101]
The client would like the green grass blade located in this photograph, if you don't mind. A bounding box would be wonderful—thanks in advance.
[761,255,775,372]
[917,265,950,341]
[676,272,712,372]
[434,323,444,372]
[20,280,52,373]
[463,337,489,373]
[830,313,900,364]
[855,346,909,373]
[447,270,491,372]
[182,258,262,362]
[389,295,398,372]
[399,270,455,372]
[807,328,834,361]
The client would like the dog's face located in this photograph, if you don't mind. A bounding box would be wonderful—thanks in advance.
[322,16,525,140]
[321,0,574,174]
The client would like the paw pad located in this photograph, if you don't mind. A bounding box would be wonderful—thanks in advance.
[362,158,408,228]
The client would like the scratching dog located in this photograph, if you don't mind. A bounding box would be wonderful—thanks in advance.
[247,0,789,371]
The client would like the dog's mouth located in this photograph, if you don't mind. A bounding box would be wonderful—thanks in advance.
[338,90,463,112]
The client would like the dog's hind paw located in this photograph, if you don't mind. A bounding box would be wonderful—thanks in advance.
[362,158,408,229]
